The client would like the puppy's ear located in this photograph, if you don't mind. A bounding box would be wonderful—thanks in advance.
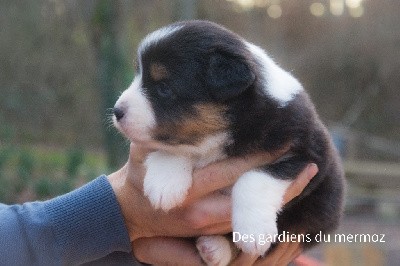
[206,52,255,101]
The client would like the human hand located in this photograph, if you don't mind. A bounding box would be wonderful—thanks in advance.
[129,157,318,265]
[108,142,289,241]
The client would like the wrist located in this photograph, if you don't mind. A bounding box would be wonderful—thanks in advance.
[108,166,145,241]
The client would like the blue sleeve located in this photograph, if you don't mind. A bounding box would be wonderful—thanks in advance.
[0,175,140,265]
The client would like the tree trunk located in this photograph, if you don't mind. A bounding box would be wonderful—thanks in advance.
[90,0,129,169]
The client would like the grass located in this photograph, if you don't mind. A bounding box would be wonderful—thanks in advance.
[0,144,108,203]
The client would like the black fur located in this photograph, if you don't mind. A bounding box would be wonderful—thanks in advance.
[206,52,255,101]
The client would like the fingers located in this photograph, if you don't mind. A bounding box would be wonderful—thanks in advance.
[132,238,302,266]
[185,151,286,204]
[133,238,302,266]
[280,244,302,265]
[180,193,232,235]
[254,242,302,266]
[199,221,231,235]
[132,237,203,266]
[232,241,302,266]
[126,142,153,189]
[293,254,322,266]
[231,253,258,266]
[184,193,232,228]
[128,139,291,202]
[282,163,318,205]
[129,142,153,163]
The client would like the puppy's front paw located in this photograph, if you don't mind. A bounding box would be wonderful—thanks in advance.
[143,174,190,211]
[232,170,291,255]
[144,152,193,212]
[196,236,233,266]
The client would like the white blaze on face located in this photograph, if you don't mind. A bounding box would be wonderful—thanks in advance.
[138,25,184,56]
[113,75,156,142]
[113,25,184,144]
[246,42,303,106]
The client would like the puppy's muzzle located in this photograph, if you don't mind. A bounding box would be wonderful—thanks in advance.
[113,107,125,121]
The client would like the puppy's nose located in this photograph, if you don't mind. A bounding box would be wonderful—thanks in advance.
[113,107,125,121]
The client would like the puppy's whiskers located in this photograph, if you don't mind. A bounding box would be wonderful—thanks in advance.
[103,108,117,131]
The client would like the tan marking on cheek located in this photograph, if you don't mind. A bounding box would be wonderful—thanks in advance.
[150,63,169,81]
[178,104,229,137]
[152,104,229,145]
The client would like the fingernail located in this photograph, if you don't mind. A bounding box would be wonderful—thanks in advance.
[307,163,318,178]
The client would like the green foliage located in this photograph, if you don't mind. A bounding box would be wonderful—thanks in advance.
[0,145,107,203]
[0,146,14,173]
[0,125,16,143]
[17,149,35,182]
[34,177,74,199]
[66,148,84,178]
[34,177,52,198]
[92,0,114,27]
[0,146,16,202]
[91,0,131,170]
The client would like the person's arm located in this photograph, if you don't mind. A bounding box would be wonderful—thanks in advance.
[0,145,268,266]
[0,176,133,265]
[0,142,313,266]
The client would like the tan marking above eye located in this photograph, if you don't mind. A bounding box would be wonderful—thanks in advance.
[150,62,169,81]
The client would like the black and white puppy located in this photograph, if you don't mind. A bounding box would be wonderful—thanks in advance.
[113,20,344,265]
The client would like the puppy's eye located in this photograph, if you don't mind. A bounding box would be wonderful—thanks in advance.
[156,83,174,98]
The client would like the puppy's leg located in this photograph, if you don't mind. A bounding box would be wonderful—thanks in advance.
[232,170,291,255]
[196,235,238,266]
[144,151,193,212]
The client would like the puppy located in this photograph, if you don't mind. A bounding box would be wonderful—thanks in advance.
[113,20,345,265]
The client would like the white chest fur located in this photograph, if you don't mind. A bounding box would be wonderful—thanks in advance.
[143,132,229,211]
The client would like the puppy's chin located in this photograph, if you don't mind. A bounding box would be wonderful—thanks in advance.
[113,119,172,152]
[116,128,169,152]
[113,120,153,145]
[123,131,153,145]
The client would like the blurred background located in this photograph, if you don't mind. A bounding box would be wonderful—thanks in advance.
[0,0,399,265]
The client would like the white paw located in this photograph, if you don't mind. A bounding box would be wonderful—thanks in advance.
[232,177,280,255]
[144,152,193,212]
[196,236,232,266]
[233,218,278,255]
[144,175,190,211]
[232,170,290,255]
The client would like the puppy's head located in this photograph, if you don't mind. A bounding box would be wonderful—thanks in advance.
[113,21,302,153]
[113,21,255,150]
